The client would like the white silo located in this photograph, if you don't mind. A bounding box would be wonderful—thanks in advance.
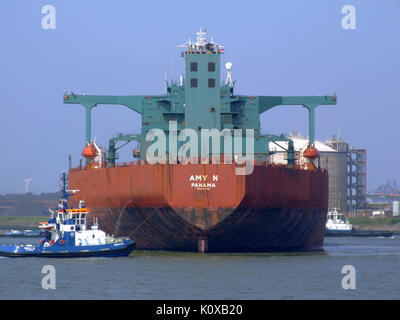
[393,201,400,216]
[267,132,348,212]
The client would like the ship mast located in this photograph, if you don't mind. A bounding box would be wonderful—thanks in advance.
[178,27,225,54]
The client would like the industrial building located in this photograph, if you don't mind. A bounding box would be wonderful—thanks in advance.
[326,136,367,212]
[269,132,366,213]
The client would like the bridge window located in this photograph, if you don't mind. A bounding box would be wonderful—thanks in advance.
[190,62,198,72]
[208,62,215,72]
[190,78,198,88]
[208,78,215,88]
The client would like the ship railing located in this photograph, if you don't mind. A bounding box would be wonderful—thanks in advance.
[70,158,327,172]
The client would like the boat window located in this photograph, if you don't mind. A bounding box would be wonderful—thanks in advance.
[190,62,198,72]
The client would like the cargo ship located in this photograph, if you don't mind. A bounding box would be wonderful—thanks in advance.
[63,29,337,252]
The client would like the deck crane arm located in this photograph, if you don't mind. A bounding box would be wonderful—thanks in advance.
[257,95,337,146]
[107,133,141,167]
[63,93,145,143]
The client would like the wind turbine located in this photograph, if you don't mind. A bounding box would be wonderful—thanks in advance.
[24,178,34,193]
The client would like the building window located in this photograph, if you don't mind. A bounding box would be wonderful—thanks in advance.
[190,62,198,72]
[208,78,215,88]
[190,78,198,88]
[208,62,215,72]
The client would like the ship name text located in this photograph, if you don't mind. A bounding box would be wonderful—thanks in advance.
[189,175,218,190]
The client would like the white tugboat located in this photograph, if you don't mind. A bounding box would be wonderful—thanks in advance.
[325,208,394,238]
[0,173,135,258]
[325,208,352,232]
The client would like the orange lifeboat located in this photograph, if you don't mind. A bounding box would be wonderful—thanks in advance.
[303,145,319,159]
[82,144,97,158]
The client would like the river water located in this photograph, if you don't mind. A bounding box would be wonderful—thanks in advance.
[0,236,399,300]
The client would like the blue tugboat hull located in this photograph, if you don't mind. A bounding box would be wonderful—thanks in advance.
[0,239,135,258]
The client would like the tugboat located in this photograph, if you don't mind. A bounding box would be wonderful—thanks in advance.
[325,208,352,233]
[325,208,393,238]
[0,173,136,258]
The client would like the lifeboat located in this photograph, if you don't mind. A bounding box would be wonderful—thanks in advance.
[303,145,319,159]
[82,144,97,158]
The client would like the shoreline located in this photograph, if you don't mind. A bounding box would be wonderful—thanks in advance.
[0,216,45,231]
[1,217,400,236]
[352,224,400,235]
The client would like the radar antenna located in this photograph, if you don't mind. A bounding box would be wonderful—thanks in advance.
[177,28,224,53]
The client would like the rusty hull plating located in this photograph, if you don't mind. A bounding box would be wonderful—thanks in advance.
[69,163,328,252]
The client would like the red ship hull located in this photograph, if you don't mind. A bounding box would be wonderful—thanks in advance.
[69,163,328,252]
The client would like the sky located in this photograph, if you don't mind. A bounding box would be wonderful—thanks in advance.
[0,0,399,194]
